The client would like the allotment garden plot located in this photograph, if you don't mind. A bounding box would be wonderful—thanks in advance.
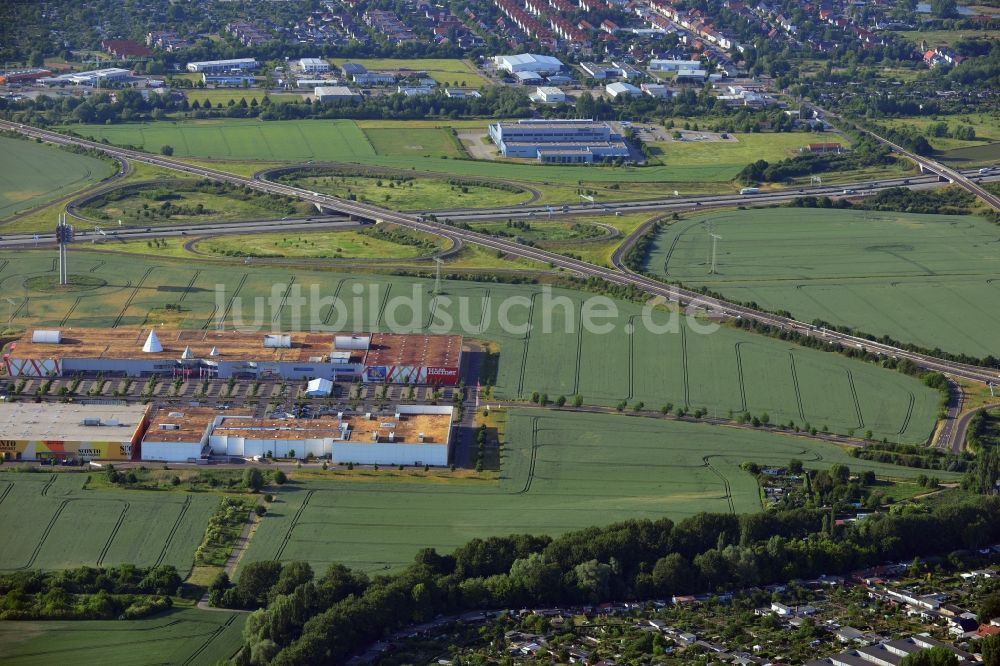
[0,249,939,443]
[243,409,959,574]
[641,207,1000,358]
[0,473,216,572]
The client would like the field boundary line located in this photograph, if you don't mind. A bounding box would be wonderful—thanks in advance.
[478,289,491,333]
[155,495,192,567]
[96,502,129,567]
[627,315,636,401]
[788,353,806,422]
[733,342,748,413]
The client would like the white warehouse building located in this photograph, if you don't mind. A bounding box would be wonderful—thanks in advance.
[186,58,258,73]
[494,53,565,75]
[298,57,330,73]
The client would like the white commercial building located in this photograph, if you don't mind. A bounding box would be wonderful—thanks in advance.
[0,403,149,462]
[606,81,641,98]
[648,59,703,72]
[186,58,258,73]
[298,57,330,73]
[532,86,566,103]
[489,119,630,163]
[314,86,360,101]
[494,53,564,75]
[42,68,132,86]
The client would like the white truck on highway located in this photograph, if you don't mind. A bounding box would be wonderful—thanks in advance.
[739,187,761,195]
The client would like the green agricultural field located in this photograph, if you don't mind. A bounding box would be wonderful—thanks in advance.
[279,170,534,210]
[0,473,217,572]
[645,132,847,169]
[363,127,464,159]
[0,137,115,219]
[184,90,303,109]
[639,207,1000,358]
[0,607,246,666]
[242,409,958,573]
[77,181,312,227]
[64,120,781,184]
[191,228,446,260]
[330,57,489,87]
[0,249,940,442]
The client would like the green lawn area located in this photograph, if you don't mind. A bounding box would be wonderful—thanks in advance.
[363,127,464,159]
[0,136,115,220]
[242,409,957,573]
[469,219,610,242]
[279,169,533,210]
[0,607,246,666]
[184,89,303,109]
[639,207,1000,358]
[645,132,847,168]
[330,57,489,87]
[0,249,940,443]
[192,227,446,260]
[0,473,217,573]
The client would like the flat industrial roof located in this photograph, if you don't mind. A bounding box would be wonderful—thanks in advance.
[363,333,461,368]
[144,407,252,443]
[212,411,451,444]
[0,403,147,442]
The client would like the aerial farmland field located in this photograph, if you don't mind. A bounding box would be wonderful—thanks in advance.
[0,136,115,219]
[65,120,785,184]
[329,57,490,87]
[0,473,217,573]
[242,409,958,573]
[639,207,1000,358]
[0,248,941,442]
[0,607,246,666]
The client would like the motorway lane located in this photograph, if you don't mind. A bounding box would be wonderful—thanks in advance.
[3,120,998,387]
[933,380,965,453]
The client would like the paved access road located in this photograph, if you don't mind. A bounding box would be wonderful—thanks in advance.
[3,120,997,388]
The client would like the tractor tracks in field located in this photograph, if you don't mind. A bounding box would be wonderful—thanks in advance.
[181,614,240,666]
[96,502,130,567]
[703,455,736,514]
[111,266,155,328]
[274,490,315,561]
[154,495,192,567]
[516,416,541,495]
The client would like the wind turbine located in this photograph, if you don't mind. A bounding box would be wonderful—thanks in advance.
[709,233,722,274]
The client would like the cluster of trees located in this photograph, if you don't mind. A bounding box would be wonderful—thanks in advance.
[962,411,1000,495]
[737,136,894,184]
[855,186,976,215]
[925,121,976,141]
[851,441,972,473]
[0,564,180,620]
[221,497,1000,665]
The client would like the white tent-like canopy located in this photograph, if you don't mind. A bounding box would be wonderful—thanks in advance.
[305,378,333,397]
[142,330,163,353]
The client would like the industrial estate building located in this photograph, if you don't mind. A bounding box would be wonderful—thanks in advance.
[489,119,630,163]
[185,58,258,73]
[0,403,149,462]
[142,405,454,464]
[494,53,565,75]
[315,85,360,101]
[0,402,453,466]
[3,329,462,385]
[39,68,132,86]
[298,57,331,73]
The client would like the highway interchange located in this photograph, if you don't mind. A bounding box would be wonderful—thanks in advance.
[2,118,998,394]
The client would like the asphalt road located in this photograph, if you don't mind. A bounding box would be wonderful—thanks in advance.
[3,120,997,388]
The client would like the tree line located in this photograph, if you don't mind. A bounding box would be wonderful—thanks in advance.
[217,495,1000,665]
